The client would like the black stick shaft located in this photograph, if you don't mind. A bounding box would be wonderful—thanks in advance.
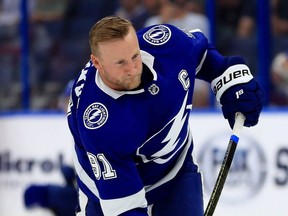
[204,138,237,216]
[204,112,245,216]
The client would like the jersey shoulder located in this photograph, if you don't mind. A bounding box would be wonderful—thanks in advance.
[137,24,208,50]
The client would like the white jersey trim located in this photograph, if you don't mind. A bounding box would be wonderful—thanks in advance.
[77,188,89,216]
[95,72,144,99]
[188,29,207,75]
[196,50,207,74]
[73,146,100,197]
[189,29,202,33]
[100,188,148,216]
[141,50,158,81]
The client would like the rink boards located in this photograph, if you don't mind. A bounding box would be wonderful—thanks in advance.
[0,110,287,216]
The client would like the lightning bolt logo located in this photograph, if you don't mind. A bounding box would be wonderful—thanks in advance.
[137,92,191,164]
[150,31,163,39]
[89,110,101,121]
[152,92,189,164]
[83,102,108,129]
[143,25,171,45]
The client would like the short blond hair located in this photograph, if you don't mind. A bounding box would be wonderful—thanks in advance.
[89,16,134,56]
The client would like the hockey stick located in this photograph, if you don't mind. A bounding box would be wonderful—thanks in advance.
[204,112,245,216]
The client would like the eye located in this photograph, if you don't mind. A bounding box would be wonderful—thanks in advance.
[116,59,126,65]
[132,53,139,60]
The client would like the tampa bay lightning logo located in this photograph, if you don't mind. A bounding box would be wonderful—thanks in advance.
[143,25,171,45]
[136,92,190,164]
[83,102,108,129]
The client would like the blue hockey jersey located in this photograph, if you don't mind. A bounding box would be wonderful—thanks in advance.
[67,24,235,215]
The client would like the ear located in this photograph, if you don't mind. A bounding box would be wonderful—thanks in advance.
[90,54,101,70]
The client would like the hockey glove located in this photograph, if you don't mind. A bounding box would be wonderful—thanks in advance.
[219,79,264,128]
[210,57,264,128]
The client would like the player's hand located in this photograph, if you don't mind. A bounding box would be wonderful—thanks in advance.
[220,79,265,129]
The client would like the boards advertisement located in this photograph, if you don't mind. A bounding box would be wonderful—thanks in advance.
[0,111,287,215]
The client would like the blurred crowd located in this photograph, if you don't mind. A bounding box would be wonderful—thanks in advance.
[0,0,288,111]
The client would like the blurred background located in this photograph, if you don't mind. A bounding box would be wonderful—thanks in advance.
[1,0,288,111]
[0,0,288,215]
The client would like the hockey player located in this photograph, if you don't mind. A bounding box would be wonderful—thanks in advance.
[67,16,264,216]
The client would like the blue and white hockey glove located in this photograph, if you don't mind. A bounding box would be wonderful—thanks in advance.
[212,63,264,129]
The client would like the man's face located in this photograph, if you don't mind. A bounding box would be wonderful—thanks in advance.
[91,27,143,91]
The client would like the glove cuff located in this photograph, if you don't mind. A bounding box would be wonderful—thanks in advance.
[211,64,253,101]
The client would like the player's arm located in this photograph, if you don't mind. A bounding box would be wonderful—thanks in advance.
[82,145,149,216]
[195,42,264,128]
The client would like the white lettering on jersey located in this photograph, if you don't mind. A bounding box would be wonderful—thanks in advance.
[178,70,190,90]
[67,95,73,115]
[75,84,84,97]
[87,152,117,180]
[75,62,92,97]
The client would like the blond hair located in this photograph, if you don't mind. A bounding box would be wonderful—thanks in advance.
[89,16,134,56]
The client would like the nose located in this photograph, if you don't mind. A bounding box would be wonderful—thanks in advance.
[125,61,137,75]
